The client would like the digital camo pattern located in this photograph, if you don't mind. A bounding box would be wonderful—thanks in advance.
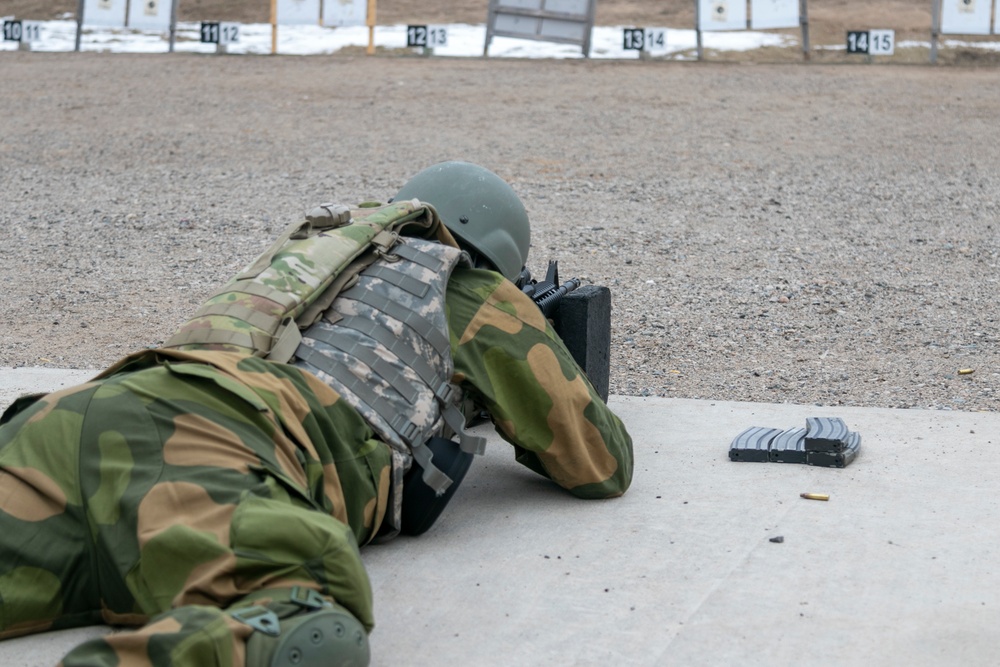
[295,237,467,533]
[164,200,437,356]
[0,350,388,666]
[296,237,464,457]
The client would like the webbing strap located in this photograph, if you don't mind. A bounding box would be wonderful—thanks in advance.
[334,314,441,392]
[297,253,379,329]
[236,219,310,280]
[296,345,455,496]
[234,208,352,281]
[304,322,420,405]
[408,439,452,495]
[363,263,430,299]
[208,280,300,312]
[164,327,271,352]
[289,586,332,611]
[443,403,487,455]
[392,242,446,272]
[295,344,399,432]
[267,321,304,364]
[340,284,450,358]
[230,606,281,636]
[191,302,284,333]
[388,412,422,444]
[370,230,399,253]
[297,343,444,459]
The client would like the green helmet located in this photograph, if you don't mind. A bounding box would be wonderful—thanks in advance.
[394,161,530,282]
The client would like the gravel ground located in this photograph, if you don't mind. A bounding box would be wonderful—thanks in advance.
[1,53,998,411]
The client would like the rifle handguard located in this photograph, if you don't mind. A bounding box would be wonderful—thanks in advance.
[534,278,582,317]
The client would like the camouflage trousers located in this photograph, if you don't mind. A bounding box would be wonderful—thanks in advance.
[0,365,377,666]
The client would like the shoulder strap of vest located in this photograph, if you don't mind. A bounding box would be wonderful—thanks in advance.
[237,203,352,280]
[163,199,450,358]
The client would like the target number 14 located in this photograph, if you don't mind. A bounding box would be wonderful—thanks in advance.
[846,29,894,56]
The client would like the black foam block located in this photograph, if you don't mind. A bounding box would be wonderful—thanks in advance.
[554,285,612,403]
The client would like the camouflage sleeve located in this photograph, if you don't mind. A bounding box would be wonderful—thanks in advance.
[0,359,379,653]
[446,267,633,498]
[95,349,393,547]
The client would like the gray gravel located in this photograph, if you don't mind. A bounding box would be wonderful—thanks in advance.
[2,53,997,411]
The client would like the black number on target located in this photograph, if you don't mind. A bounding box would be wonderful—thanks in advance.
[3,20,23,42]
[200,21,220,43]
[846,30,869,54]
[623,28,644,51]
[407,25,428,47]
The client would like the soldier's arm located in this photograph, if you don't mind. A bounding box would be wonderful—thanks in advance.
[447,268,633,498]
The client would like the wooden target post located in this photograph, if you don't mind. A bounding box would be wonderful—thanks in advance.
[367,0,376,55]
[271,0,277,54]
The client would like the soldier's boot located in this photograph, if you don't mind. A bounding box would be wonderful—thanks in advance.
[229,587,370,667]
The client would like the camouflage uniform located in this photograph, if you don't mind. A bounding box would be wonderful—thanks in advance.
[0,266,633,666]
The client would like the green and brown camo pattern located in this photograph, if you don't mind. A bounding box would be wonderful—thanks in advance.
[0,264,632,666]
[446,266,633,499]
[0,349,387,666]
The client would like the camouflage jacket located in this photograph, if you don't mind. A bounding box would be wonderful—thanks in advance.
[6,266,633,544]
[0,260,632,654]
[444,266,633,500]
[167,264,628,520]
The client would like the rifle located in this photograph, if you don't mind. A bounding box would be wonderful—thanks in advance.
[516,260,581,318]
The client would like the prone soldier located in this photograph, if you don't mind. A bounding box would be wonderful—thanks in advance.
[0,161,633,666]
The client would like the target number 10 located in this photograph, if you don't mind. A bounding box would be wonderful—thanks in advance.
[3,20,42,43]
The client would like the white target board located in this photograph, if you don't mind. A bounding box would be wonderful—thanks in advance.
[699,0,748,31]
[82,0,127,27]
[323,0,367,27]
[750,0,799,29]
[277,0,321,25]
[127,0,171,31]
[940,0,992,35]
